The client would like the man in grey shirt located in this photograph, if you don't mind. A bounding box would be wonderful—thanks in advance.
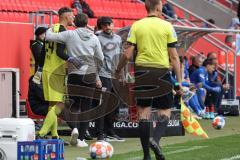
[45,13,104,147]
[95,16,125,142]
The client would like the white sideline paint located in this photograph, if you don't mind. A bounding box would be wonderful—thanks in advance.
[128,145,208,160]
[165,146,208,155]
[220,155,240,160]
[165,145,206,149]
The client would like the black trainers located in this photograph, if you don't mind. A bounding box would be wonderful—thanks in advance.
[84,130,93,140]
[106,130,125,142]
[105,134,125,142]
[149,139,165,160]
[97,133,105,141]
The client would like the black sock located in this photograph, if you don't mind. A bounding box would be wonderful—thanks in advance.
[78,122,88,140]
[139,119,152,158]
[96,117,105,136]
[153,115,169,144]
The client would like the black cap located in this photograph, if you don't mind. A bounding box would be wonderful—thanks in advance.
[35,27,47,36]
[100,16,113,25]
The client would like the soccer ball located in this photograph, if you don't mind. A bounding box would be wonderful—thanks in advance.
[89,141,114,159]
[212,116,225,129]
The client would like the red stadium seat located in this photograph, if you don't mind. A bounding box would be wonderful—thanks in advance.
[88,18,97,27]
[7,12,16,22]
[86,0,144,19]
[20,1,31,12]
[15,13,29,23]
[23,13,30,23]
[174,7,185,19]
[0,0,71,12]
[0,0,143,20]
[25,100,64,125]
[4,0,13,11]
[123,20,135,26]
[26,100,45,120]
[113,19,124,28]
[0,12,4,21]
[0,12,9,21]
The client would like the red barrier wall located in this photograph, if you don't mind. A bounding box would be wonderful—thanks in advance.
[0,22,34,99]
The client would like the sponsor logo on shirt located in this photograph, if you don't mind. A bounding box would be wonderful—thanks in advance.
[104,42,117,51]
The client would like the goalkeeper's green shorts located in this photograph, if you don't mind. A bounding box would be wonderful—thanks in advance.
[42,70,65,102]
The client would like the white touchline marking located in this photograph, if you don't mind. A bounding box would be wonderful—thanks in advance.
[220,155,240,160]
[165,146,208,155]
[127,146,208,160]
[165,145,207,149]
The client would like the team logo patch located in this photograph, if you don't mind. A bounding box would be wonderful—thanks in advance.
[104,42,117,51]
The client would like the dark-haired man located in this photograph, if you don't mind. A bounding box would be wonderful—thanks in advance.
[34,7,74,139]
[72,0,94,18]
[190,59,221,119]
[115,0,181,159]
[45,13,104,147]
[206,52,229,115]
[188,55,203,76]
[95,16,124,142]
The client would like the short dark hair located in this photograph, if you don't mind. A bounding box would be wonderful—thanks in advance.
[145,0,161,13]
[35,26,47,36]
[58,7,73,16]
[207,19,215,24]
[100,16,113,25]
[97,16,103,29]
[74,13,88,27]
[207,52,216,59]
[203,58,214,67]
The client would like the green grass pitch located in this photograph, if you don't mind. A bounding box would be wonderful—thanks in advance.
[63,117,240,160]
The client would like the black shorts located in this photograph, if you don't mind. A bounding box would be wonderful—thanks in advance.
[133,66,173,109]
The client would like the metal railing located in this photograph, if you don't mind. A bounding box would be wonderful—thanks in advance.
[203,0,238,13]
[29,10,58,29]
[162,6,236,84]
[163,12,235,55]
[218,0,239,11]
[175,25,240,98]
[167,0,219,28]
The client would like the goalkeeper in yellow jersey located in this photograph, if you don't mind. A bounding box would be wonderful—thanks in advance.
[33,7,74,139]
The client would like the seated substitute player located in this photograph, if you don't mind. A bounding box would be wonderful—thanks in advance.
[33,7,75,139]
[115,0,182,159]
[170,58,204,117]
[190,59,221,119]
[28,76,49,116]
[207,52,229,115]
